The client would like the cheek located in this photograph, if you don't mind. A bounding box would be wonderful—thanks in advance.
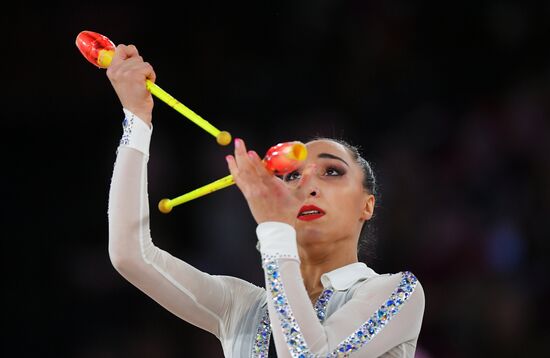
[329,186,364,219]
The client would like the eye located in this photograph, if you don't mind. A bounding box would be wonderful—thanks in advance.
[324,167,344,177]
[284,171,302,182]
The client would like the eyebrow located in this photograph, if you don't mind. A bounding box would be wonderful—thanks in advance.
[317,153,349,166]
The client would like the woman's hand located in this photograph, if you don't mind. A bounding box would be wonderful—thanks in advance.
[106,44,156,126]
[226,138,306,226]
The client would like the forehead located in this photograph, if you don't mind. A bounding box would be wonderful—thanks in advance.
[305,139,352,160]
[304,139,365,183]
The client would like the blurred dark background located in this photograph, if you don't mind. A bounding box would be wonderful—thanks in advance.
[3,0,549,357]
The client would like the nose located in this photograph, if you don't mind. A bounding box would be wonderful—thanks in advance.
[297,163,320,197]
[292,163,321,199]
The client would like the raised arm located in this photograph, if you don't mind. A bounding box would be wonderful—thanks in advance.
[106,45,262,339]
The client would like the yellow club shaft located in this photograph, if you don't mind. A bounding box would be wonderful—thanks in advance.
[146,80,220,137]
[159,174,235,213]
[145,80,232,145]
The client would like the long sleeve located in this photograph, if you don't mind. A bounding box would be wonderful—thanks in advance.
[257,222,425,358]
[107,109,262,344]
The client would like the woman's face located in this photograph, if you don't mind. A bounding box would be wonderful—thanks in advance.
[283,139,375,246]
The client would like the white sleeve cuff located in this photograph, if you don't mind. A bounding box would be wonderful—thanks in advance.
[256,222,299,261]
[119,108,153,156]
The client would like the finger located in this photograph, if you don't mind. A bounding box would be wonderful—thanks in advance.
[126,44,139,57]
[248,150,271,179]
[226,154,251,196]
[111,44,137,66]
[225,155,238,178]
[120,59,155,81]
[108,57,154,87]
[143,61,156,83]
[234,138,253,172]
[112,56,143,74]
[108,48,142,81]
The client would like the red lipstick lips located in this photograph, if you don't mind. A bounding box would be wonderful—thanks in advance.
[297,205,325,221]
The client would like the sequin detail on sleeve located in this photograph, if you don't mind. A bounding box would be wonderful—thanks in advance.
[327,271,418,357]
[120,113,134,146]
[262,258,310,356]
[253,288,334,357]
[314,289,334,323]
[262,256,418,358]
[253,308,272,358]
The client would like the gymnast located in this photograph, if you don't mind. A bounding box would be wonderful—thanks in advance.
[106,43,425,357]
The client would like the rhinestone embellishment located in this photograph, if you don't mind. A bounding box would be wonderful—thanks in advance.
[314,289,334,323]
[260,257,418,357]
[253,308,272,358]
[120,114,134,146]
[253,287,334,357]
[326,271,418,357]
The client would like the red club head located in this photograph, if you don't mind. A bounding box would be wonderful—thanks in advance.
[75,30,115,68]
[263,141,308,175]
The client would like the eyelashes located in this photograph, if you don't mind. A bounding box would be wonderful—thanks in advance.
[283,171,301,181]
[283,166,346,182]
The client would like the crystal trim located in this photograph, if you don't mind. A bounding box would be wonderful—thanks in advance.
[326,271,418,357]
[314,289,334,323]
[252,308,271,358]
[119,113,134,146]
[261,257,418,357]
[253,287,334,357]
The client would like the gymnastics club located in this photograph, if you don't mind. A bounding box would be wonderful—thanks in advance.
[158,141,308,213]
[75,30,232,146]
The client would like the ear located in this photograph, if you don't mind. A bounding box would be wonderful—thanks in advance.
[360,194,375,221]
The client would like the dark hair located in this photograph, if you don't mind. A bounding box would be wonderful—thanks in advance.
[307,137,379,263]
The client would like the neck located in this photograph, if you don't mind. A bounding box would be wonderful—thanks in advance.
[298,240,358,301]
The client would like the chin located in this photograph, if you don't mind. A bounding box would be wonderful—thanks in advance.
[296,225,326,244]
